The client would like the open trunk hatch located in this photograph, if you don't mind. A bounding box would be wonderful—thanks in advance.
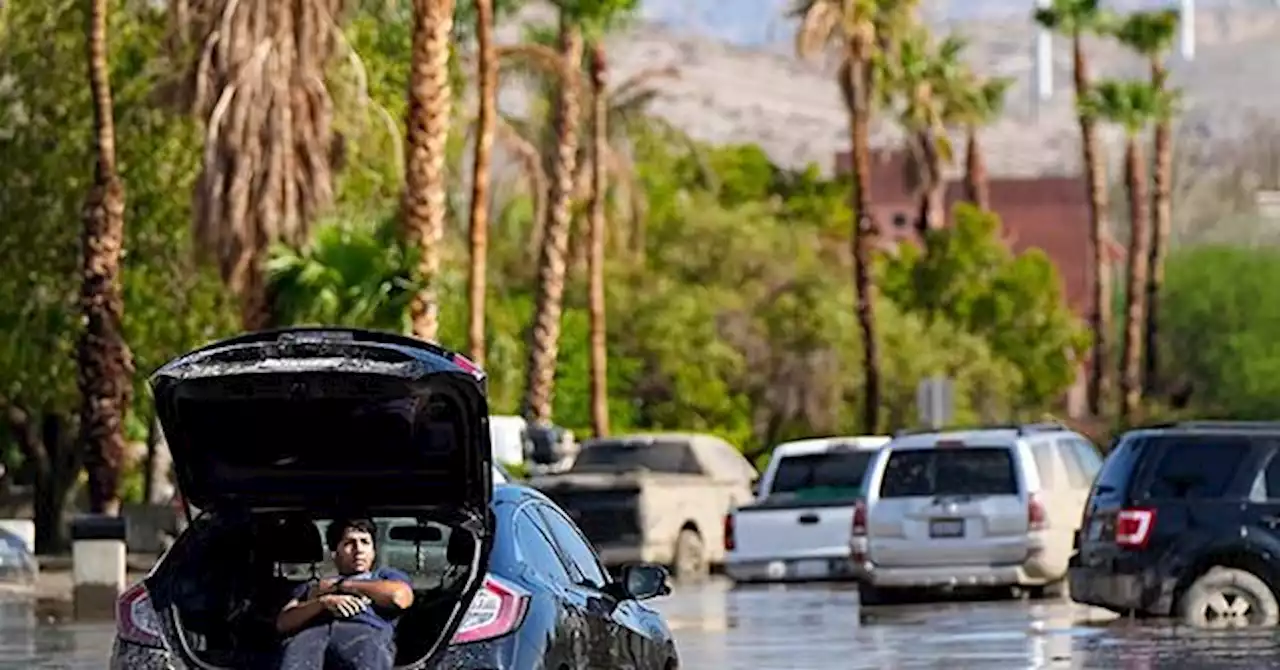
[151,328,493,513]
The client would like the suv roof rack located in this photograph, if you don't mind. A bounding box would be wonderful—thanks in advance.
[893,421,1070,438]
[1145,420,1280,431]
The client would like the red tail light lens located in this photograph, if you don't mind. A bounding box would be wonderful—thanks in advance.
[117,583,165,648]
[451,353,486,380]
[851,499,868,537]
[451,575,530,645]
[1028,493,1048,531]
[723,513,736,552]
[1115,507,1156,549]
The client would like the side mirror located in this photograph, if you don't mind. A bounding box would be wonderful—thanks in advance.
[618,563,671,601]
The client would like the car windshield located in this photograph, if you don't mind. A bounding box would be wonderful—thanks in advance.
[569,440,701,474]
[879,447,1019,498]
[769,450,875,501]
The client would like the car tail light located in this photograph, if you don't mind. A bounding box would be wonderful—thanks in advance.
[1028,493,1048,531]
[851,499,868,537]
[1115,507,1156,549]
[117,583,165,648]
[451,354,485,380]
[723,513,736,552]
[450,575,530,645]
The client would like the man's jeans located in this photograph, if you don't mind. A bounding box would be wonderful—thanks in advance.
[278,620,395,670]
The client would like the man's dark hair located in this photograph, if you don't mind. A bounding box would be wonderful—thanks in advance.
[326,517,378,552]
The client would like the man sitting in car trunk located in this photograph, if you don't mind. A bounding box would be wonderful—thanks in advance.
[275,518,415,669]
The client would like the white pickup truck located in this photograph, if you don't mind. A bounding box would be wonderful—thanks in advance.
[724,435,890,582]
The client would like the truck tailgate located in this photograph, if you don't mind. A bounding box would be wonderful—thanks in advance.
[732,500,856,561]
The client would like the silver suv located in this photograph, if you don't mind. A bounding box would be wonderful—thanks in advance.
[851,423,1101,604]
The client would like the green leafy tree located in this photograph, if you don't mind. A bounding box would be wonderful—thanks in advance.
[0,0,237,549]
[880,205,1090,409]
[1159,247,1280,418]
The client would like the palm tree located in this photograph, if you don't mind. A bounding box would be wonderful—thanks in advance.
[793,0,918,433]
[883,28,963,232]
[1079,80,1169,425]
[587,42,610,438]
[1113,9,1179,394]
[79,0,135,515]
[467,0,497,365]
[952,76,1011,212]
[1035,0,1115,416]
[170,0,345,330]
[404,0,456,342]
[522,11,584,425]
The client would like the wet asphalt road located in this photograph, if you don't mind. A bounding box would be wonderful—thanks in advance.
[6,579,1280,668]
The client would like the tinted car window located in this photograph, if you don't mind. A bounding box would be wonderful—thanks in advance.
[879,447,1019,498]
[770,450,875,499]
[570,440,701,475]
[1092,436,1142,498]
[537,505,610,589]
[1138,435,1251,500]
[515,509,572,583]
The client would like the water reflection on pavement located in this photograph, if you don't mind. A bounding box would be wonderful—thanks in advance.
[653,578,1280,669]
[5,578,1280,668]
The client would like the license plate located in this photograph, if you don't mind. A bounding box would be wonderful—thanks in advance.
[791,559,832,579]
[929,518,965,538]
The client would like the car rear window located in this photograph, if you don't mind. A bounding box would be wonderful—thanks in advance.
[769,450,875,500]
[1136,435,1253,500]
[879,447,1019,498]
[569,440,702,474]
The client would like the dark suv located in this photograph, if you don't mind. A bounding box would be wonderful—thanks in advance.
[1070,421,1280,628]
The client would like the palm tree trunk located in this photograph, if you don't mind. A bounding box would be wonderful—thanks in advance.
[1073,32,1112,417]
[1120,135,1150,425]
[467,0,496,366]
[848,52,881,435]
[587,43,610,439]
[1144,60,1173,395]
[404,0,456,342]
[522,17,583,425]
[80,0,135,516]
[963,125,990,211]
[917,130,946,231]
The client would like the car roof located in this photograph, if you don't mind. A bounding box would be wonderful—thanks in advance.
[1125,421,1280,437]
[888,427,1081,450]
[772,436,892,457]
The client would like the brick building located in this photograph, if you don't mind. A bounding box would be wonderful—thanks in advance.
[835,149,1124,416]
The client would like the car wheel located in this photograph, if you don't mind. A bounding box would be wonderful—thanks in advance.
[671,529,707,582]
[1180,567,1280,629]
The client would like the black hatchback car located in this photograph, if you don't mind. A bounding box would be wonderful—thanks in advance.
[111,328,679,669]
[1070,421,1280,628]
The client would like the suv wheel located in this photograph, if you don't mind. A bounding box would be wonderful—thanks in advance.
[1180,567,1280,629]
[671,529,708,582]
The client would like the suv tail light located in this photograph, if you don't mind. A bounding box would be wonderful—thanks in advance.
[1115,507,1156,549]
[450,575,530,645]
[723,513,736,552]
[851,498,868,537]
[117,583,165,648]
[1028,493,1048,531]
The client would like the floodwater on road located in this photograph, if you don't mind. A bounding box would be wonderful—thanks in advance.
[3,578,1280,668]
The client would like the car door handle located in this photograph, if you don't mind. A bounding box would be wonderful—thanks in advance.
[798,513,819,525]
[1262,515,1280,528]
